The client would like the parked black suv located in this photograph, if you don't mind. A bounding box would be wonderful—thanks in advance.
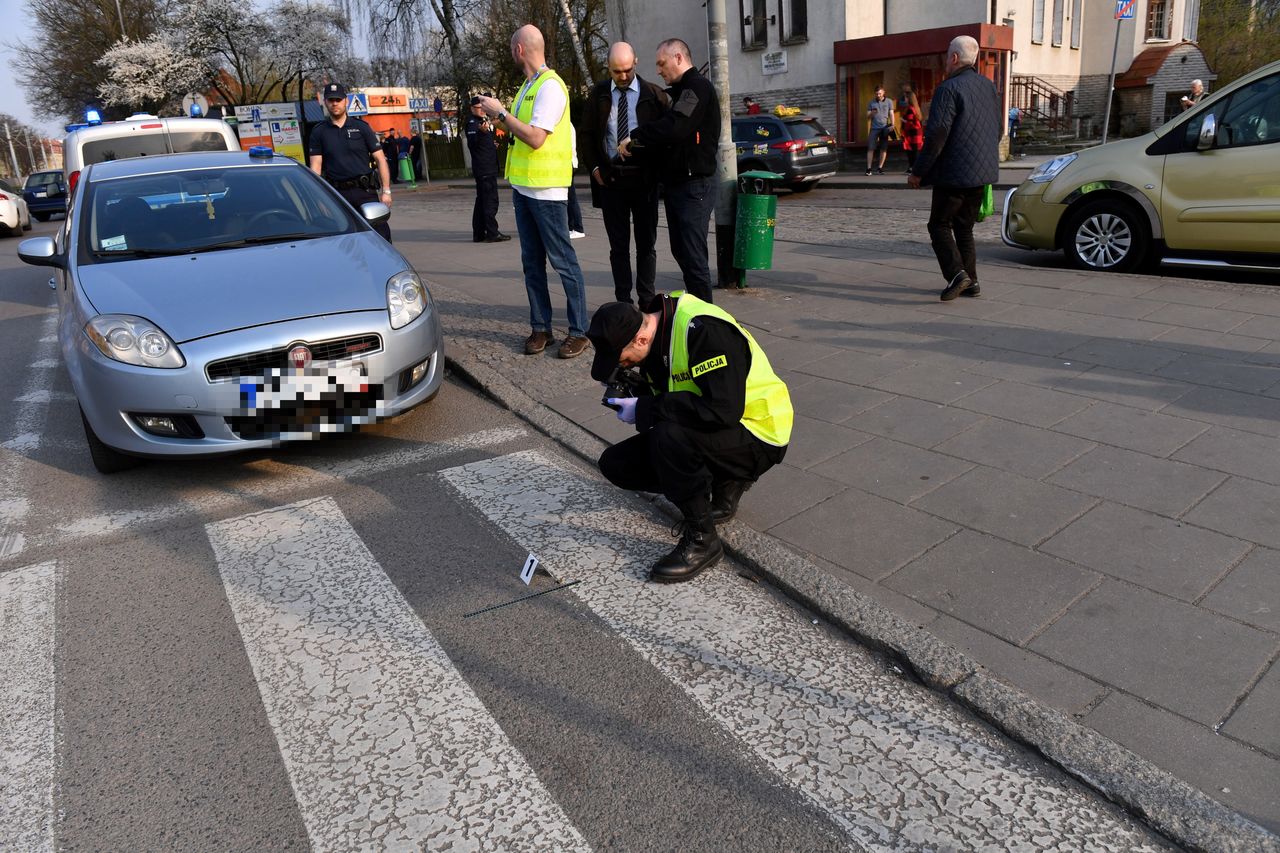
[731,114,838,193]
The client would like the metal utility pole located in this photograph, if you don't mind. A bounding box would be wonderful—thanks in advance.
[707,0,738,289]
[24,129,37,175]
[3,121,20,180]
[1101,2,1134,144]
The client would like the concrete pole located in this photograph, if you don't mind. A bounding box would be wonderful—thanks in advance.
[3,121,20,180]
[24,129,37,175]
[706,0,739,289]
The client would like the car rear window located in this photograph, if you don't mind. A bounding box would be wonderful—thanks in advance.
[733,121,783,143]
[82,135,171,164]
[784,119,828,140]
[25,172,63,189]
[171,131,235,152]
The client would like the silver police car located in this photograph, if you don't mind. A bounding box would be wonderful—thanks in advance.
[18,149,444,473]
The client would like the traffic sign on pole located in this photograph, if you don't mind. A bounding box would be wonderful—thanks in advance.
[346,93,369,116]
[1116,0,1135,19]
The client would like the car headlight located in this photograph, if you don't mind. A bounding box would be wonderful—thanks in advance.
[387,270,430,330]
[1028,153,1078,183]
[84,315,185,368]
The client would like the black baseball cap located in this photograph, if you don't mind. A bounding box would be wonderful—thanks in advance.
[586,302,644,381]
[323,82,348,100]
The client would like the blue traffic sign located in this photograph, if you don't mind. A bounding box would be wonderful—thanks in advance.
[1116,0,1135,18]
[251,107,262,123]
[347,93,369,116]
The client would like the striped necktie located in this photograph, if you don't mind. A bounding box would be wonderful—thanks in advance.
[616,86,630,145]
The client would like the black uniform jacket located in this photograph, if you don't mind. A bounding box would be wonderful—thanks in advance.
[579,74,669,207]
[634,295,750,434]
[628,67,720,185]
[465,115,499,178]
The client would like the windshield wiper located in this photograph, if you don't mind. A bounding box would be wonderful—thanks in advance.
[193,233,319,252]
[92,246,189,258]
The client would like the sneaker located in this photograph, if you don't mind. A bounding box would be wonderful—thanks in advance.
[557,335,590,359]
[940,271,975,301]
[963,280,981,297]
[865,168,873,176]
[875,168,885,176]
[568,230,586,240]
[524,330,553,355]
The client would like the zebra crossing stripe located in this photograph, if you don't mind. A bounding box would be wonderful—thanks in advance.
[440,450,1164,851]
[0,561,57,853]
[206,497,588,852]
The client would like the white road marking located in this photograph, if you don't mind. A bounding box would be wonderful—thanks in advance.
[14,390,74,404]
[23,426,528,552]
[207,496,587,852]
[1,313,59,560]
[0,561,57,853]
[28,359,58,369]
[441,450,1165,851]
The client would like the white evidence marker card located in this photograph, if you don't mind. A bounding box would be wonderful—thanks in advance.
[0,561,57,853]
[206,496,587,852]
[520,553,539,585]
[440,450,1166,852]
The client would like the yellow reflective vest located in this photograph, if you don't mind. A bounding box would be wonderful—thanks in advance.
[668,292,793,447]
[505,69,572,188]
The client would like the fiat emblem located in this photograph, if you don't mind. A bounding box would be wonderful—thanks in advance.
[288,345,312,369]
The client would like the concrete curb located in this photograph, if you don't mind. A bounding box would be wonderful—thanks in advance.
[442,337,1280,853]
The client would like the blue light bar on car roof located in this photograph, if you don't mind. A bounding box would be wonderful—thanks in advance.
[248,146,275,158]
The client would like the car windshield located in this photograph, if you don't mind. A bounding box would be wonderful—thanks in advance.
[785,119,828,140]
[82,165,358,260]
[25,172,63,189]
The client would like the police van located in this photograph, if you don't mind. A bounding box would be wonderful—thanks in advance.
[63,114,240,193]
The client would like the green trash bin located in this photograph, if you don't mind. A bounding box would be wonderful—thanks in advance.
[733,171,783,286]
[398,155,417,188]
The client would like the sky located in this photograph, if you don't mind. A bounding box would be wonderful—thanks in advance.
[1,0,64,138]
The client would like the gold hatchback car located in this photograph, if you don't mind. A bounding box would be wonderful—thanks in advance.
[1003,59,1280,274]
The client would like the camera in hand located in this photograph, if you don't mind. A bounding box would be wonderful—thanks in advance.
[609,136,645,168]
[602,365,645,410]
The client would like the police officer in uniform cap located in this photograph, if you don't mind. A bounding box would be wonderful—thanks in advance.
[465,94,509,242]
[587,292,793,583]
[307,82,394,241]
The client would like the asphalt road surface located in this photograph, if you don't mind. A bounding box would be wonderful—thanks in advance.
[0,216,1178,850]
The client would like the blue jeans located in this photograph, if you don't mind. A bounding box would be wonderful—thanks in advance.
[512,190,588,337]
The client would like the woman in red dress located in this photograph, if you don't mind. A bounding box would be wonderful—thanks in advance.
[898,88,925,174]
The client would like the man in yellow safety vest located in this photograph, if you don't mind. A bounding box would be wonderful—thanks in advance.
[586,293,794,583]
[478,26,590,360]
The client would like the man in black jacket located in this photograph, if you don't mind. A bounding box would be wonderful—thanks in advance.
[908,35,1000,301]
[618,38,721,303]
[465,95,508,242]
[581,42,670,308]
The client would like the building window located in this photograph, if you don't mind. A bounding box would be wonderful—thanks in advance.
[1147,0,1172,40]
[779,0,807,44]
[1071,0,1083,48]
[740,0,768,50]
[1032,0,1045,44]
[1052,0,1064,46]
[1184,0,1199,41]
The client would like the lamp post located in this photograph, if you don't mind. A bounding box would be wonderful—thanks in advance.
[707,0,738,288]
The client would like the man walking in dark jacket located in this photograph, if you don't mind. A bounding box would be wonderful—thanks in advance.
[581,42,670,308]
[908,35,1000,301]
[618,38,721,303]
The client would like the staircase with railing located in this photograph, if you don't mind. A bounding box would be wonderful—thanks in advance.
[1011,74,1083,148]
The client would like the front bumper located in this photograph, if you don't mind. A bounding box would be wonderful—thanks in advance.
[69,309,445,458]
[1001,182,1063,251]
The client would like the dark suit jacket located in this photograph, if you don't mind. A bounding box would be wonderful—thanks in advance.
[580,74,669,208]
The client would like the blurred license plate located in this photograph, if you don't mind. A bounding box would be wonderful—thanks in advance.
[34,190,47,197]
[241,365,367,412]
[810,146,830,156]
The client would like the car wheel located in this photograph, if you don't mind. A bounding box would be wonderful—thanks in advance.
[80,407,141,474]
[22,217,32,231]
[1062,199,1151,273]
[788,181,817,193]
[34,212,50,222]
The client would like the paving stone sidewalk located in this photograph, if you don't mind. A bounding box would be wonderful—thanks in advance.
[389,188,1279,836]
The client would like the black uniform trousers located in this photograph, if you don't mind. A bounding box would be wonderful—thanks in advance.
[662,176,716,303]
[599,419,783,508]
[927,185,984,284]
[338,186,391,242]
[599,181,659,307]
[472,174,499,241]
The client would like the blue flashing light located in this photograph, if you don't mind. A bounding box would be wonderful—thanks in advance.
[85,108,102,125]
[189,102,203,117]
[248,145,275,158]
[64,122,90,133]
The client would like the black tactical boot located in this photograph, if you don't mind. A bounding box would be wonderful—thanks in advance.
[651,500,724,584]
[711,479,753,524]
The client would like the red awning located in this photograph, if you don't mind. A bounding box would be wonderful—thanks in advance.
[834,23,1013,65]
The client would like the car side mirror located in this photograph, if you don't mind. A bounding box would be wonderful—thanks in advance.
[1197,113,1216,151]
[17,237,65,269]
[360,201,390,224]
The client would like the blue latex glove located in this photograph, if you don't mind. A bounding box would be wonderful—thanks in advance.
[608,397,638,424]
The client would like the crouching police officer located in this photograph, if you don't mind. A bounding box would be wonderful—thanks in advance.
[586,293,793,583]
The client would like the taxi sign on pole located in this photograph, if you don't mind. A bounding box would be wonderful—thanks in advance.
[1116,0,1135,19]
[346,93,370,116]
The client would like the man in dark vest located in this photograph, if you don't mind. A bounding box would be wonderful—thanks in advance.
[580,41,669,308]
[465,95,508,242]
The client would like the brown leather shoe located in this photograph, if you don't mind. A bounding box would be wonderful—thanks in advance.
[524,330,553,355]
[557,335,590,359]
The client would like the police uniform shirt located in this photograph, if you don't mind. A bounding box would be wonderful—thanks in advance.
[465,115,499,177]
[307,118,380,181]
